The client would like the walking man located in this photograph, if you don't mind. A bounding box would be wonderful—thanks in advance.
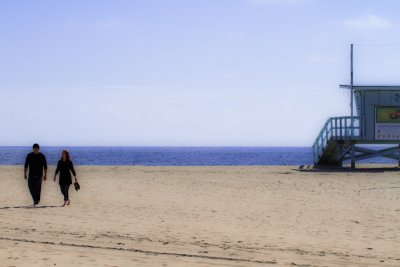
[24,143,47,207]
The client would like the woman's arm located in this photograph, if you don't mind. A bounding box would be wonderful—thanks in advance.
[70,161,77,181]
[54,161,60,182]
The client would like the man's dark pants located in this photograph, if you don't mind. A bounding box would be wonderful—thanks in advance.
[28,175,42,204]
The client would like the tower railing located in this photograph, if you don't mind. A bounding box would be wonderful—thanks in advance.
[313,116,365,164]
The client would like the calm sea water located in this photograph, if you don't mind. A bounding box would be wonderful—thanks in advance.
[0,146,396,166]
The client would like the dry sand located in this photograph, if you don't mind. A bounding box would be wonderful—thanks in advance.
[0,165,399,267]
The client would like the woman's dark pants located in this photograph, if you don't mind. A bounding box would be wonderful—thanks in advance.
[60,184,70,201]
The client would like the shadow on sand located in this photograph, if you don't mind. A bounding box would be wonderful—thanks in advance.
[0,205,60,210]
[294,166,400,173]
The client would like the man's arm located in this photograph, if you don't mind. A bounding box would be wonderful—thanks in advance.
[43,155,48,181]
[24,154,29,180]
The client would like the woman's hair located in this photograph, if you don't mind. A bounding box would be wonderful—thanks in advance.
[62,150,71,161]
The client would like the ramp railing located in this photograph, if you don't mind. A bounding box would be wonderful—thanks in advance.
[313,116,365,164]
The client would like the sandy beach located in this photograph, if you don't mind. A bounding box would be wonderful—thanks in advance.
[0,165,399,266]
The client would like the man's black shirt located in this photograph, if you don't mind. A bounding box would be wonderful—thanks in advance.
[25,152,47,176]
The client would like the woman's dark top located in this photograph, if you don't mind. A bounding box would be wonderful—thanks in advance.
[55,160,76,185]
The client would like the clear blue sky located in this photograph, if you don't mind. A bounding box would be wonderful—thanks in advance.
[1,0,400,146]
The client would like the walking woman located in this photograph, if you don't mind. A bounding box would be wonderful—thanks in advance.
[54,150,77,207]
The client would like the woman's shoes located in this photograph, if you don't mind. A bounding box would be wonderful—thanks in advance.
[61,199,70,207]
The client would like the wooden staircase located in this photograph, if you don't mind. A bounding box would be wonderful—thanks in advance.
[313,116,363,165]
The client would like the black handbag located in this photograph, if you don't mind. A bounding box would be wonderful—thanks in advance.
[74,182,80,191]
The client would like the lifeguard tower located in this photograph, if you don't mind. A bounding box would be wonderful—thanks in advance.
[313,45,400,167]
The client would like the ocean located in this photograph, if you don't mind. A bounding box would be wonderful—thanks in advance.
[0,146,396,166]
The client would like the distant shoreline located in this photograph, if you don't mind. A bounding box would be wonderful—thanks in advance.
[2,146,399,166]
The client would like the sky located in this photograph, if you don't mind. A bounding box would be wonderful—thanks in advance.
[2,0,400,146]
